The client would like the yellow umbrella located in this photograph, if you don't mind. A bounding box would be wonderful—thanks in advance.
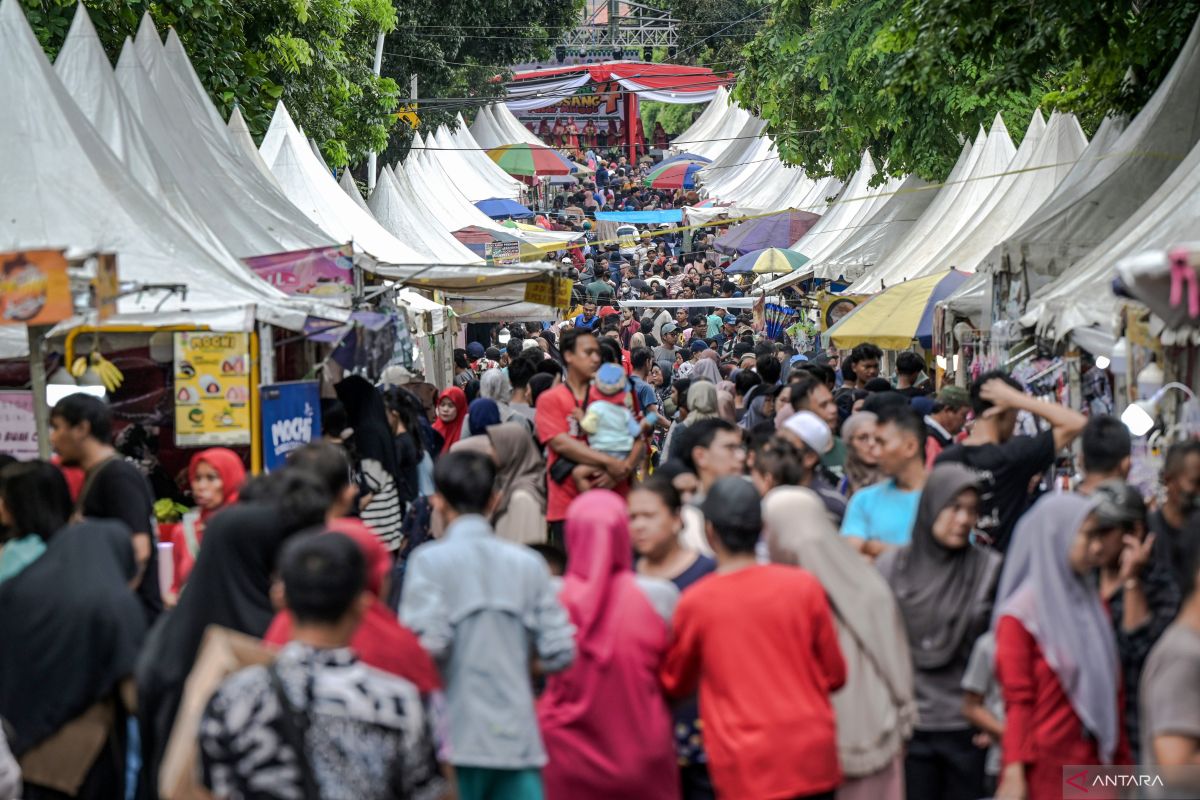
[823,270,971,350]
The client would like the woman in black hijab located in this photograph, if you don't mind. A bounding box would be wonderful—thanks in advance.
[135,469,328,798]
[336,376,404,550]
[0,519,146,799]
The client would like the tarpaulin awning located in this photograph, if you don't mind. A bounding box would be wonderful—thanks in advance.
[475,197,534,219]
[713,210,822,256]
[595,210,683,224]
[823,269,971,349]
[504,61,733,107]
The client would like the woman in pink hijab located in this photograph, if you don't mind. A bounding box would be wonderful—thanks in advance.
[538,491,680,800]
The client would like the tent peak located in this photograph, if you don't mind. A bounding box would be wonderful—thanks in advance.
[65,2,100,43]
[134,11,159,47]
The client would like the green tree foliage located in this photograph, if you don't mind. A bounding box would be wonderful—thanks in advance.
[24,0,400,167]
[735,0,1200,182]
[641,99,702,138]
[377,0,582,167]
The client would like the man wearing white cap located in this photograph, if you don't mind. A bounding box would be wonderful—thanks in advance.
[778,411,849,525]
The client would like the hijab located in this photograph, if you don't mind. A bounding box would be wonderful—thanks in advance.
[0,521,146,755]
[480,368,513,405]
[764,488,916,775]
[467,398,502,436]
[432,386,468,453]
[487,423,546,521]
[263,519,440,693]
[716,384,736,423]
[539,330,563,363]
[881,464,1001,670]
[336,376,400,483]
[686,380,719,423]
[690,356,722,385]
[189,447,246,521]
[993,493,1120,764]
[559,490,665,664]
[655,359,674,389]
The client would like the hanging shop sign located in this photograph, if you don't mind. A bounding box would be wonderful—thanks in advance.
[523,276,573,308]
[244,244,354,299]
[173,332,252,446]
[484,240,521,267]
[260,381,321,472]
[0,391,37,459]
[819,293,868,331]
[0,249,72,327]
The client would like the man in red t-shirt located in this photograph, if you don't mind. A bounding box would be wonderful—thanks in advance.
[535,327,644,548]
[661,477,847,800]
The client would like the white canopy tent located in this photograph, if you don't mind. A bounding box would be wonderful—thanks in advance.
[227,106,283,191]
[259,102,434,269]
[0,0,335,359]
[468,104,507,150]
[672,86,731,150]
[805,172,938,283]
[673,87,747,159]
[1022,115,1200,345]
[491,101,545,147]
[115,18,333,258]
[368,165,483,265]
[984,13,1200,296]
[452,113,526,198]
[847,117,1017,292]
[424,124,517,203]
[339,168,371,213]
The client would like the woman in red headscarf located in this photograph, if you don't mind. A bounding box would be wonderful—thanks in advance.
[432,386,468,454]
[263,518,441,692]
[162,448,246,600]
[537,491,680,800]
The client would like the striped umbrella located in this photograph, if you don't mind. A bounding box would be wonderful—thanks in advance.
[486,144,576,177]
[823,269,971,349]
[658,151,712,168]
[644,160,706,189]
[724,247,811,274]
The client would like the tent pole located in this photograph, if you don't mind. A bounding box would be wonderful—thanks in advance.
[27,325,51,460]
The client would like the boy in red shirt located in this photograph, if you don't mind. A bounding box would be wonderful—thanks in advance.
[535,327,644,549]
[661,477,847,800]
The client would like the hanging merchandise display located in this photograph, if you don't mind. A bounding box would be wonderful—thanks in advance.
[173,332,252,447]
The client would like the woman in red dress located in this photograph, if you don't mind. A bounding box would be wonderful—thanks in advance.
[993,495,1130,800]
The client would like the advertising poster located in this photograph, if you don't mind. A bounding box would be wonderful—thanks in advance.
[0,249,72,327]
[173,332,252,446]
[244,244,354,299]
[0,391,37,459]
[484,240,521,267]
[260,382,321,472]
[819,293,868,331]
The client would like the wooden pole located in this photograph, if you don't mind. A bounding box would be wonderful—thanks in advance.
[27,324,51,459]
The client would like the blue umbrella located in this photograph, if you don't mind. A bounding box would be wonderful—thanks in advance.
[657,151,712,168]
[475,197,534,220]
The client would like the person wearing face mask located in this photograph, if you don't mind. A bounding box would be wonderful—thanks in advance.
[879,464,1002,800]
[992,495,1132,800]
[161,448,246,600]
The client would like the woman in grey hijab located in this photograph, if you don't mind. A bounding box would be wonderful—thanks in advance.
[992,493,1126,800]
[877,463,1002,800]
[690,355,723,385]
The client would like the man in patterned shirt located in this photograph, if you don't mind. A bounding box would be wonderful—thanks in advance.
[199,532,446,800]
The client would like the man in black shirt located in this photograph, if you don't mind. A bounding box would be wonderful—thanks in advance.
[1149,441,1200,590]
[50,394,161,622]
[935,370,1086,551]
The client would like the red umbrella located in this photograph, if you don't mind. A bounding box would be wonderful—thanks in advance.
[644,160,705,189]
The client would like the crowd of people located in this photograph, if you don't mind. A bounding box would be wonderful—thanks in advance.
[2,293,1200,800]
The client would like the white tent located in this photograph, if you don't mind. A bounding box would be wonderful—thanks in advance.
[927,111,1089,275]
[468,104,507,150]
[53,6,230,261]
[452,113,525,199]
[1023,113,1200,345]
[368,165,483,265]
[0,0,330,345]
[491,102,544,147]
[847,118,1017,292]
[227,106,283,191]
[117,18,332,257]
[259,102,435,269]
[807,172,938,283]
[673,86,730,150]
[987,13,1200,295]
[699,115,767,176]
[425,124,516,203]
[339,168,371,213]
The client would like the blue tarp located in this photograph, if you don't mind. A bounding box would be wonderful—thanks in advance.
[475,197,534,220]
[594,210,683,224]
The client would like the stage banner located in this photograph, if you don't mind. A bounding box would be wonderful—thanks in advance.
[174,332,252,447]
[260,381,321,472]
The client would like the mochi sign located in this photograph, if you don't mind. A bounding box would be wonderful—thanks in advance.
[260,381,322,472]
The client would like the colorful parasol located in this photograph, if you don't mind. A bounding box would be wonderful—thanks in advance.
[486,143,576,177]
[724,247,811,275]
[823,269,971,349]
[713,209,822,256]
[644,159,706,189]
[658,151,712,168]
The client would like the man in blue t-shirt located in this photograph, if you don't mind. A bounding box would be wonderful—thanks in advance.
[839,404,928,557]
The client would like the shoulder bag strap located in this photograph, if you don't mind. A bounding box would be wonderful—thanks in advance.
[267,663,322,800]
